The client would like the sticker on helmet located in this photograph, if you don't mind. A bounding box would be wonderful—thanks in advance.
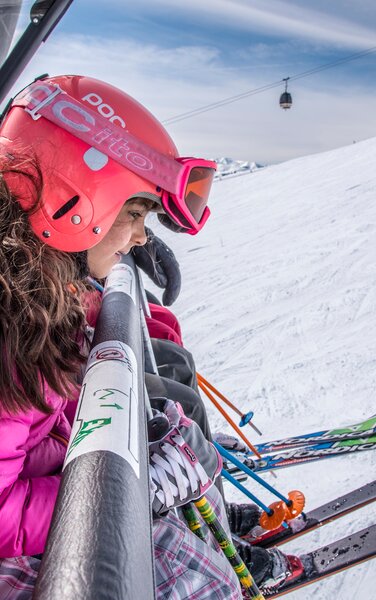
[84,147,109,171]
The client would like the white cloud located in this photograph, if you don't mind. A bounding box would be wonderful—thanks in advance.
[110,0,376,49]
[2,33,375,164]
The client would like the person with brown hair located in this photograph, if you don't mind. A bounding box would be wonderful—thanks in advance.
[0,74,303,598]
[0,74,244,599]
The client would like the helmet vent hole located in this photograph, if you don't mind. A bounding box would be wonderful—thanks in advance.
[52,196,80,220]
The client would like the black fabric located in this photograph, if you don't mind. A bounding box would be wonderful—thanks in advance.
[132,228,181,306]
[235,542,272,585]
[146,373,211,441]
[225,502,261,537]
[151,338,199,394]
[145,289,162,306]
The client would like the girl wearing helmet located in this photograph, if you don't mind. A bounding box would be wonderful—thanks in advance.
[0,75,302,598]
[0,75,245,599]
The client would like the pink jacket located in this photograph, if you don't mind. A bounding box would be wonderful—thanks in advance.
[0,288,103,558]
[0,387,78,557]
[0,291,181,558]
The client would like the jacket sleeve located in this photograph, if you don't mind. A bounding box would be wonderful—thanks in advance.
[0,415,61,557]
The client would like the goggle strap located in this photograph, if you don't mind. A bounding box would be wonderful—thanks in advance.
[15,82,184,194]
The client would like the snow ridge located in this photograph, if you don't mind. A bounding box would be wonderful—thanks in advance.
[213,156,264,179]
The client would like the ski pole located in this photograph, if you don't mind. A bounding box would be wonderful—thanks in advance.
[216,442,305,521]
[181,503,206,541]
[141,332,262,597]
[197,373,262,435]
[193,495,265,600]
[150,417,263,598]
[221,469,289,530]
[197,377,264,461]
[197,376,278,478]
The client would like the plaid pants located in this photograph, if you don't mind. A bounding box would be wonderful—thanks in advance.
[155,485,242,599]
[0,556,39,600]
[0,487,241,600]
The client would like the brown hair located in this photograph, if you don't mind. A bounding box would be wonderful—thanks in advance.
[0,153,87,414]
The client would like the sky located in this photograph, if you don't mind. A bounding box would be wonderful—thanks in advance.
[3,0,376,164]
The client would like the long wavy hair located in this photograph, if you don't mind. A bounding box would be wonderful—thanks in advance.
[0,152,87,414]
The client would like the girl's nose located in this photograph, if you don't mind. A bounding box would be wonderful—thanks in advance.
[132,222,148,247]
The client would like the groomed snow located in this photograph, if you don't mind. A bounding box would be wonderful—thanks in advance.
[146,137,376,599]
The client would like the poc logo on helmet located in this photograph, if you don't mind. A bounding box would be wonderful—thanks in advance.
[82,93,126,128]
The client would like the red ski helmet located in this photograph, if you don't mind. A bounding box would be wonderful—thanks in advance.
[0,75,179,252]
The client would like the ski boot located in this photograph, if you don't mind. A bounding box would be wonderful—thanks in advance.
[227,501,307,543]
[258,548,305,595]
[236,542,304,596]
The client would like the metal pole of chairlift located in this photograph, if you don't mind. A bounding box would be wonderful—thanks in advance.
[0,0,74,106]
[0,0,23,66]
[0,3,156,598]
[33,254,156,600]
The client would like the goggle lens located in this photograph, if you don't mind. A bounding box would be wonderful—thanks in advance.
[184,166,215,222]
[165,196,192,229]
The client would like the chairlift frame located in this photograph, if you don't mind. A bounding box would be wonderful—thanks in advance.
[0,0,74,105]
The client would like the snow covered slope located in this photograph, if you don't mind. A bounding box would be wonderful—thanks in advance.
[147,137,376,598]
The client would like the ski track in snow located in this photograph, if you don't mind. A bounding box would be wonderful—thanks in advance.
[144,137,376,599]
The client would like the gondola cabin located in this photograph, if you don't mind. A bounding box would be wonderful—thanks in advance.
[279,91,292,110]
[280,77,292,110]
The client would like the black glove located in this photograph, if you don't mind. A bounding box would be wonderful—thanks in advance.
[132,228,181,306]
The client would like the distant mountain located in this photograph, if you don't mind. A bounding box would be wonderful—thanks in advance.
[213,157,264,179]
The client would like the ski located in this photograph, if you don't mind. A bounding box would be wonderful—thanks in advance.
[226,433,376,474]
[250,414,376,455]
[247,480,376,548]
[267,524,376,597]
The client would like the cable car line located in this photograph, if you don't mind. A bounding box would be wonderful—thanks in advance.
[163,44,376,125]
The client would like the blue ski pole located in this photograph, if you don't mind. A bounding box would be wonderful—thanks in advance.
[216,442,305,523]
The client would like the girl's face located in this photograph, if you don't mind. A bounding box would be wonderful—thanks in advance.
[87,199,150,278]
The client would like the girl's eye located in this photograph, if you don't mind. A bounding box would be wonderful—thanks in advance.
[130,211,142,220]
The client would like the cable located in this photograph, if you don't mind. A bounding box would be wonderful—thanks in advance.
[289,45,376,83]
[163,44,376,125]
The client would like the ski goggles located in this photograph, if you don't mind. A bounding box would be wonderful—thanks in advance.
[156,157,215,233]
[14,82,216,234]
